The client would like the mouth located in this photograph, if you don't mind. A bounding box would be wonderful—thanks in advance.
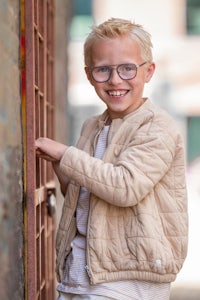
[107,90,129,97]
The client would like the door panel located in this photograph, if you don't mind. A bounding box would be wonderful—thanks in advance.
[24,0,55,299]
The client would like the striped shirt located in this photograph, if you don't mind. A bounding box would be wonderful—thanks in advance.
[57,125,170,300]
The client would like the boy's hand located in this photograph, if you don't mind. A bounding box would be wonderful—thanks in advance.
[35,137,68,162]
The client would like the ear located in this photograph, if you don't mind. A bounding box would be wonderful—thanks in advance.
[85,67,94,86]
[145,62,155,83]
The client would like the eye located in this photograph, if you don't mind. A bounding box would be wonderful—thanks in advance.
[122,64,136,72]
[95,66,110,73]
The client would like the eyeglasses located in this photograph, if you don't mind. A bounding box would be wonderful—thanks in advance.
[89,62,147,83]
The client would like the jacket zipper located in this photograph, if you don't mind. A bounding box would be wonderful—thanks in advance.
[85,264,92,278]
[85,115,110,284]
[85,124,104,285]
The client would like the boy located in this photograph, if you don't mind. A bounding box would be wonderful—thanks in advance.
[36,18,188,300]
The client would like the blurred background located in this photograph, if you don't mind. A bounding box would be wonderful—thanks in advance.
[0,0,199,299]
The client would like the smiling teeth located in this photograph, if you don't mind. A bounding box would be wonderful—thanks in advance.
[109,91,126,96]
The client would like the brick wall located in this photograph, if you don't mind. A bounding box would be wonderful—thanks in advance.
[0,1,24,299]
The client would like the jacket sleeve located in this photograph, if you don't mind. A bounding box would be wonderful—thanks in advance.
[52,161,69,196]
[59,130,180,207]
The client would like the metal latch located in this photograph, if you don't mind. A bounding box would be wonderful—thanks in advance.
[47,191,56,217]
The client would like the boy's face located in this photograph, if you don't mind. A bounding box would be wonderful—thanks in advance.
[85,36,155,120]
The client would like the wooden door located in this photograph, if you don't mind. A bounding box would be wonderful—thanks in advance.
[21,0,56,299]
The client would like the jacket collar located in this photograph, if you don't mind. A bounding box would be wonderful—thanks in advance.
[98,98,151,128]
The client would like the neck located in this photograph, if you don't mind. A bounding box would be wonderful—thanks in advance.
[105,114,111,125]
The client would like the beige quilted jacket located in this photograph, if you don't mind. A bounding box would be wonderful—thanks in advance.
[55,99,188,285]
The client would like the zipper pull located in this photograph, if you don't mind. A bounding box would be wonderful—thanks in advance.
[85,265,92,278]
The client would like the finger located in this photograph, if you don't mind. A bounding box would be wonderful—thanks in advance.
[36,152,57,162]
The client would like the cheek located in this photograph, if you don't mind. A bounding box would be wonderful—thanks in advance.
[128,77,146,93]
[94,85,103,96]
[94,85,107,101]
[134,73,147,85]
[128,77,141,88]
[93,81,104,90]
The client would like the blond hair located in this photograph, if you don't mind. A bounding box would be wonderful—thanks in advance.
[84,18,153,66]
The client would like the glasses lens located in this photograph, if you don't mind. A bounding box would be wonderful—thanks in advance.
[117,64,137,80]
[92,66,111,82]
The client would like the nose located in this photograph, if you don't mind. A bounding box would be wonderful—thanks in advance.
[108,67,123,84]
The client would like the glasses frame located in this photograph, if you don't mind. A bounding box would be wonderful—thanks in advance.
[88,61,147,83]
